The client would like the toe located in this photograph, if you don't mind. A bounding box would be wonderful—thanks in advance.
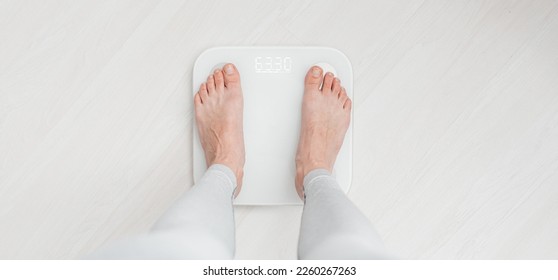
[322,72,334,92]
[194,92,202,105]
[206,74,215,93]
[194,92,204,119]
[338,87,348,104]
[199,82,208,101]
[332,77,341,94]
[214,69,225,91]
[343,98,352,111]
[223,63,241,88]
[304,66,323,90]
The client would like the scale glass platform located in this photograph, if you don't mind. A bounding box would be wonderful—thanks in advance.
[193,47,353,205]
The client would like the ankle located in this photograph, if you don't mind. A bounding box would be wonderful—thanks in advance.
[211,158,243,183]
[295,157,332,180]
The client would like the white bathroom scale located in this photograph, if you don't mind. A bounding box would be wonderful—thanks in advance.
[193,47,353,205]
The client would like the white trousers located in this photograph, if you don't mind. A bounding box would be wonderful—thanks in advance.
[87,164,388,259]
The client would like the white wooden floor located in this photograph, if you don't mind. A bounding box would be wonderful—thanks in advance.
[1,0,557,259]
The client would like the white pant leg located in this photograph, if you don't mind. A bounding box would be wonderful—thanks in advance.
[86,164,236,259]
[298,169,388,259]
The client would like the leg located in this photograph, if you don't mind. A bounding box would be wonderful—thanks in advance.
[295,66,388,259]
[87,64,245,259]
[87,164,237,259]
[298,169,388,259]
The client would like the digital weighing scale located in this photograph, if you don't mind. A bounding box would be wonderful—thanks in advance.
[193,47,353,205]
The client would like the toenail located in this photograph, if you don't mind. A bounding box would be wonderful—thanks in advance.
[214,69,220,74]
[225,64,234,75]
[312,68,321,77]
[327,72,334,76]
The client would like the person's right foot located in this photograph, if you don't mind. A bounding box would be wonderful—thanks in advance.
[295,66,352,199]
[194,63,245,197]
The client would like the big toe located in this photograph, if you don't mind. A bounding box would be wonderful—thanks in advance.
[304,66,324,91]
[223,63,241,88]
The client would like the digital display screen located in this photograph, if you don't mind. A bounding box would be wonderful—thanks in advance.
[254,56,292,73]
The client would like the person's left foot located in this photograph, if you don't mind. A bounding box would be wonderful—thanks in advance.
[295,66,352,199]
[194,63,245,197]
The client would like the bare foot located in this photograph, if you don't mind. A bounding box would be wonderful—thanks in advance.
[295,66,352,199]
[194,63,245,197]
